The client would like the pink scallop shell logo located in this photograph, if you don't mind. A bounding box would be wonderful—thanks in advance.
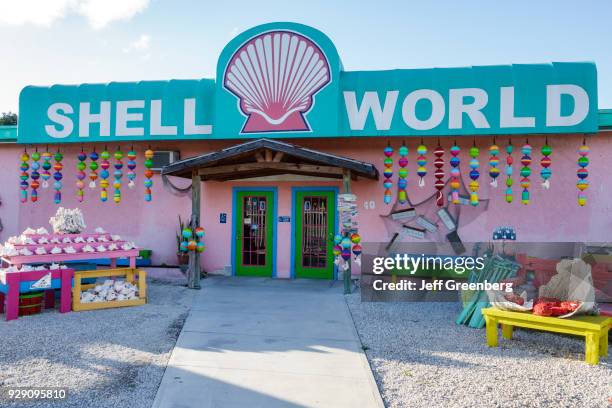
[223,30,331,133]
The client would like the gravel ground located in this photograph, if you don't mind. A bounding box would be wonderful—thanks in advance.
[0,270,194,408]
[346,293,612,408]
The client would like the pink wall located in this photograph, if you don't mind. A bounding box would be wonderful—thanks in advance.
[0,133,609,278]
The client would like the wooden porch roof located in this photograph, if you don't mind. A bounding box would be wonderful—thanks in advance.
[161,139,379,181]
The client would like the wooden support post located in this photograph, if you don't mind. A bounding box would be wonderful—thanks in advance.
[342,169,352,295]
[188,170,202,289]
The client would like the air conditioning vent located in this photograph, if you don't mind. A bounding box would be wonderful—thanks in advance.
[151,151,180,171]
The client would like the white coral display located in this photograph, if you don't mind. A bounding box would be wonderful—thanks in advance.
[49,207,86,234]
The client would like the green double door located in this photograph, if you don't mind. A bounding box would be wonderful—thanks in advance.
[294,190,336,280]
[234,189,336,280]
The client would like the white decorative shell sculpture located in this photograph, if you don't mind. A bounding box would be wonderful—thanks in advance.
[224,31,331,133]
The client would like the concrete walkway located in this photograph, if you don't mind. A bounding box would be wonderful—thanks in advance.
[153,276,384,408]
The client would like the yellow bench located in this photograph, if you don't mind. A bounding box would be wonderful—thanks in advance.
[482,307,611,365]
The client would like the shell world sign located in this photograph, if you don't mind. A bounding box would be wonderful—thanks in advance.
[18,22,598,144]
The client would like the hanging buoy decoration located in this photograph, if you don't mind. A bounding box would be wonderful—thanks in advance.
[416,142,427,187]
[383,143,393,204]
[352,243,362,266]
[113,148,123,204]
[144,148,154,202]
[100,149,110,202]
[397,143,408,204]
[333,245,342,257]
[41,150,52,189]
[76,150,86,202]
[577,140,589,206]
[350,233,361,244]
[89,149,99,188]
[433,143,445,207]
[53,150,63,204]
[520,142,532,205]
[127,149,137,189]
[505,140,513,203]
[541,139,552,189]
[19,150,29,203]
[449,143,460,204]
[469,143,480,206]
[30,150,40,202]
[195,227,205,238]
[489,141,500,187]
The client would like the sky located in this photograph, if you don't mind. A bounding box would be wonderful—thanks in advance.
[1,0,612,113]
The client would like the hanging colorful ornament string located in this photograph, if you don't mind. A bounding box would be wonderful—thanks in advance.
[127,146,137,189]
[113,147,123,204]
[540,137,552,189]
[469,139,480,206]
[433,141,445,207]
[488,137,500,187]
[397,142,408,205]
[41,148,52,189]
[89,148,99,188]
[505,138,513,203]
[144,147,154,202]
[99,147,110,202]
[19,149,29,204]
[180,226,206,254]
[382,143,393,205]
[53,149,63,204]
[449,141,460,204]
[577,137,589,206]
[76,147,86,202]
[30,149,41,203]
[416,139,427,187]
[520,140,532,205]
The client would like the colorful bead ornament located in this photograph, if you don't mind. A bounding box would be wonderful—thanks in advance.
[89,149,99,188]
[449,143,460,204]
[30,150,40,202]
[469,143,480,206]
[53,150,63,204]
[100,149,110,202]
[383,143,393,205]
[127,148,137,189]
[76,150,87,202]
[397,143,408,204]
[520,142,532,205]
[19,150,29,203]
[489,141,500,187]
[41,150,52,189]
[505,140,513,203]
[144,148,154,202]
[416,141,427,187]
[540,138,552,189]
[577,140,589,206]
[113,148,124,204]
[433,143,445,207]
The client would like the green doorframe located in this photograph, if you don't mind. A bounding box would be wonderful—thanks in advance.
[290,186,339,279]
[231,187,278,277]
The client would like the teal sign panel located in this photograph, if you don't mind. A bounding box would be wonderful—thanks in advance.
[17,22,598,144]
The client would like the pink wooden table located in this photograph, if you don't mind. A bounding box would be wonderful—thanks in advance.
[0,268,74,321]
[2,249,139,269]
